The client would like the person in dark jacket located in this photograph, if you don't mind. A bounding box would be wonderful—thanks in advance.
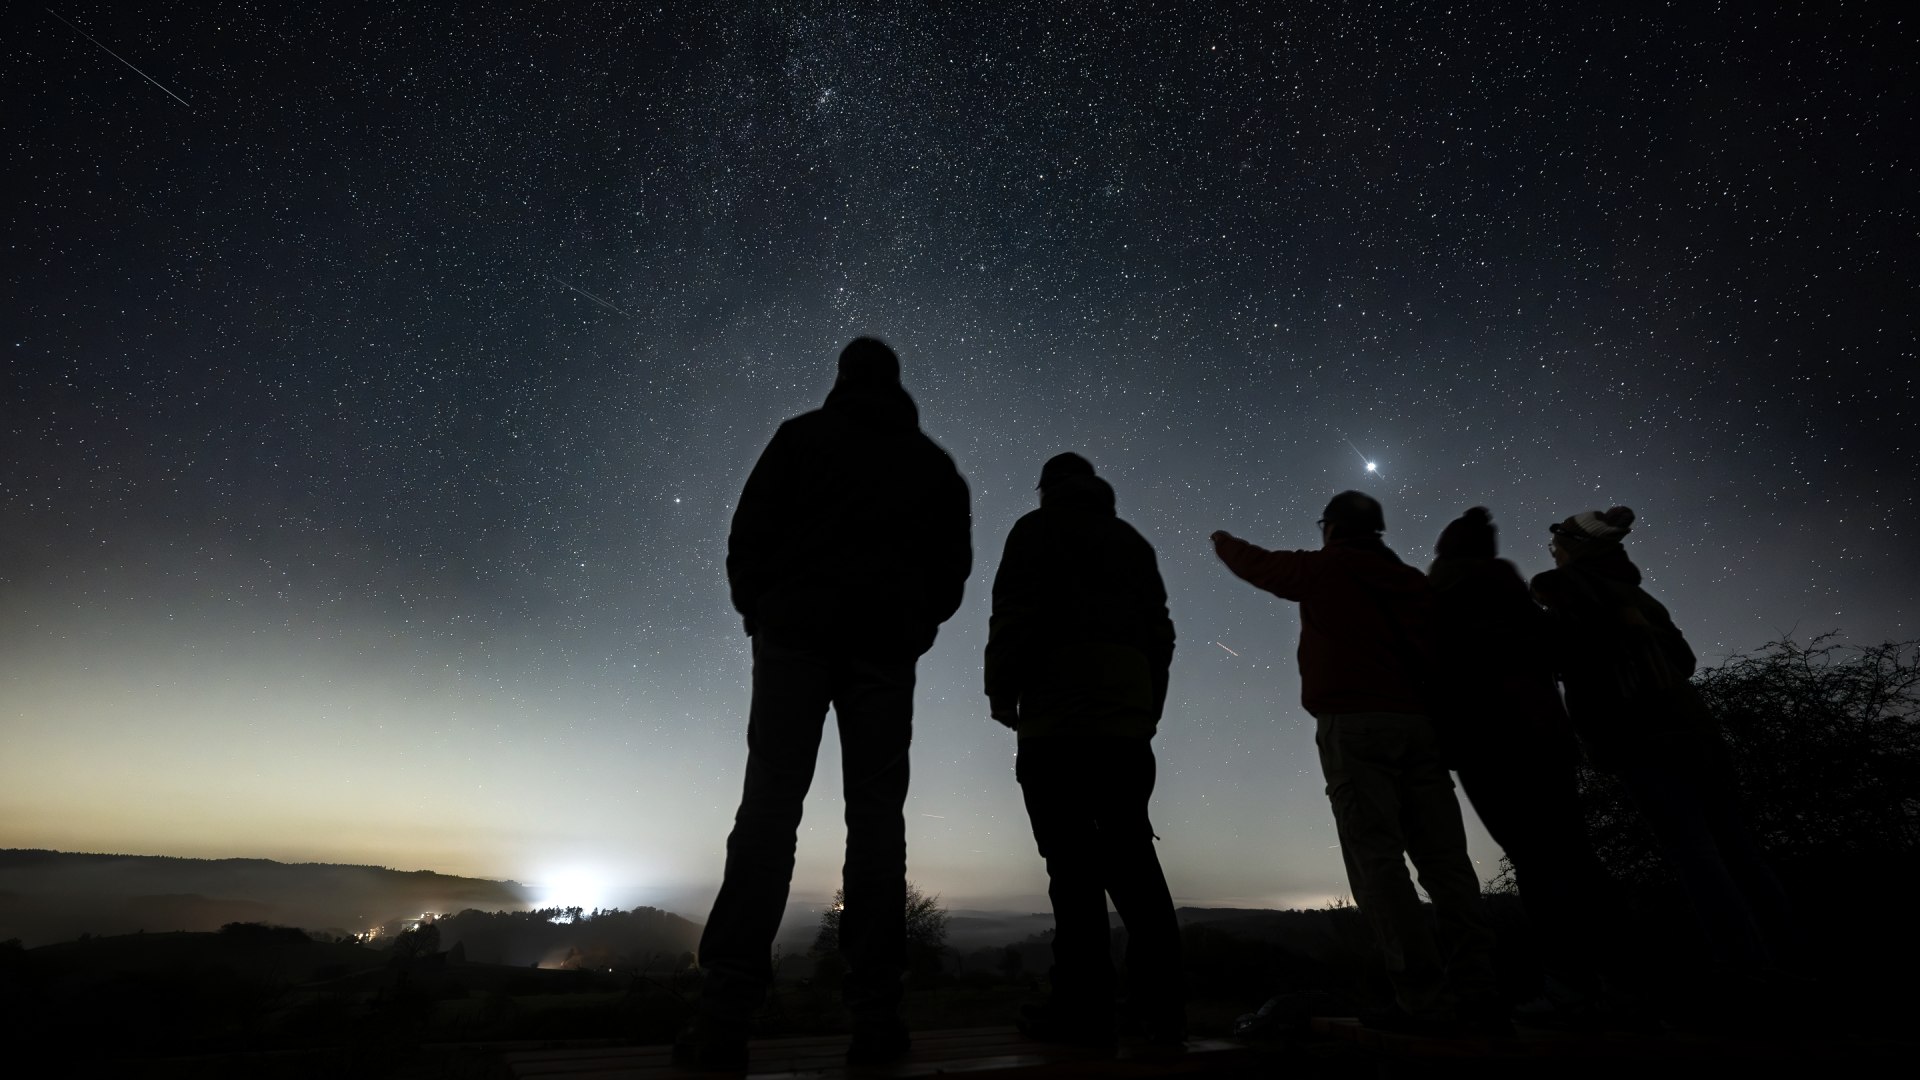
[680,337,972,1072]
[1427,507,1618,1024]
[1531,507,1792,981]
[1212,492,1499,1034]
[987,453,1182,1046]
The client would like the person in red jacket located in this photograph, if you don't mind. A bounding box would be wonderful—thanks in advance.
[1211,491,1499,1034]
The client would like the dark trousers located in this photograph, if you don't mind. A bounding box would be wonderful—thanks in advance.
[1455,733,1617,994]
[1314,713,1499,1017]
[1017,736,1183,1022]
[1617,734,1793,972]
[697,636,916,1023]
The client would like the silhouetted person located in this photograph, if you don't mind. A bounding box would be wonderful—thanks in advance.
[678,337,972,1072]
[1427,507,1619,1025]
[986,453,1183,1048]
[1212,492,1500,1034]
[1531,508,1793,991]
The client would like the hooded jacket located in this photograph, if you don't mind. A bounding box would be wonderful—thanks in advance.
[1427,556,1574,747]
[985,474,1174,739]
[1214,534,1434,716]
[726,377,971,659]
[1529,547,1713,769]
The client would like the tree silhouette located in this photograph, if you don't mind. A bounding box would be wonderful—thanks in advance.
[811,882,950,979]
[390,921,440,963]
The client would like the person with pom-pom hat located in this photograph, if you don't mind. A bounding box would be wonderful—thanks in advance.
[1531,506,1795,997]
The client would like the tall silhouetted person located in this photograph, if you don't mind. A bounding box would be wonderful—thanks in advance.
[678,337,972,1072]
[1427,507,1620,1026]
[986,453,1183,1048]
[1531,508,1793,1001]
[1212,492,1500,1035]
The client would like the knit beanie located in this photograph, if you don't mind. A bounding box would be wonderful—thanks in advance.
[1322,490,1386,536]
[1436,506,1497,559]
[837,336,901,385]
[1550,506,1636,547]
[1037,452,1096,490]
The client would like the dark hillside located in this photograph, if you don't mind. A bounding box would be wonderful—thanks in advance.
[0,850,531,946]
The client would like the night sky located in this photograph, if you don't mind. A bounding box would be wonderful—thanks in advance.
[4,3,1914,918]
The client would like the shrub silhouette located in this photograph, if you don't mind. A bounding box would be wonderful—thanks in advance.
[1573,636,1919,886]
[811,883,949,987]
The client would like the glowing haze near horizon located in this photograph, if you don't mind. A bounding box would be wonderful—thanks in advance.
[4,3,1914,919]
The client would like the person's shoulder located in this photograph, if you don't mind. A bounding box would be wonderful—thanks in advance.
[1389,558,1433,591]
[1335,543,1416,575]
[1488,558,1533,590]
[910,425,957,456]
[1009,506,1051,533]
[1099,514,1160,558]
[1110,514,1154,545]
[909,432,966,485]
[1529,566,1578,598]
[775,407,832,438]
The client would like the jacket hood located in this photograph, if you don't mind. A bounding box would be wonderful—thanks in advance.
[1427,554,1523,594]
[1038,474,1116,516]
[822,378,920,430]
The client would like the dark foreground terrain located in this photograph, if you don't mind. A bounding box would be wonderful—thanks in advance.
[3,882,1917,1078]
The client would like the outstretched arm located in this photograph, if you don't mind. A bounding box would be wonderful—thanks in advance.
[1211,530,1314,601]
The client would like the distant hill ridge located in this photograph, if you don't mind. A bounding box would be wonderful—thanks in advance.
[0,848,524,882]
[0,848,536,947]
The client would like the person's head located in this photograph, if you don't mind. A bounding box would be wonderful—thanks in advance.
[836,336,901,386]
[1318,490,1385,545]
[1036,452,1096,494]
[1547,506,1635,566]
[1436,506,1497,560]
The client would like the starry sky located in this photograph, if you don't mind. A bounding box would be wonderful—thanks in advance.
[4,2,1914,919]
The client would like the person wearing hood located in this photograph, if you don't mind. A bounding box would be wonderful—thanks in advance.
[1427,507,1617,1024]
[1531,508,1792,987]
[986,453,1182,1048]
[1212,492,1499,1035]
[680,337,972,1072]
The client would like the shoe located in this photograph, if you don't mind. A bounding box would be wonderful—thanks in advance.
[671,1014,749,1074]
[846,1015,911,1066]
[1017,1001,1117,1047]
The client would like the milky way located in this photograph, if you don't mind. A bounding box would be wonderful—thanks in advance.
[4,2,1913,916]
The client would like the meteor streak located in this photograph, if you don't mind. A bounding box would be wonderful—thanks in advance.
[1344,437,1379,475]
[1213,641,1239,657]
[47,9,192,108]
[549,275,634,317]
